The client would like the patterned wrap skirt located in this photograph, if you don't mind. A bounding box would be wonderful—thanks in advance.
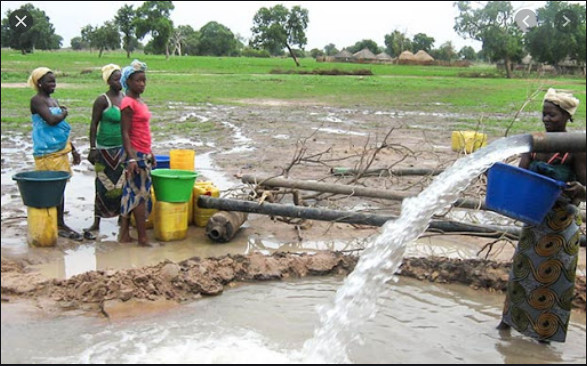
[501,200,581,342]
[94,146,124,218]
[120,151,153,218]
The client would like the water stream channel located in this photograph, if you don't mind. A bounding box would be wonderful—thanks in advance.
[1,109,585,363]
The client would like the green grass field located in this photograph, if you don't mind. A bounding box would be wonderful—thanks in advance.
[1,49,585,136]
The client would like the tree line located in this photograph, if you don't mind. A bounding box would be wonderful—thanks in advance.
[1,1,585,76]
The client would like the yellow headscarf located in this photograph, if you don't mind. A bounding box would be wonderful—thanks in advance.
[544,88,580,117]
[102,64,121,83]
[27,67,53,91]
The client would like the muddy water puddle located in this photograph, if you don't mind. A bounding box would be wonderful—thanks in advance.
[2,104,585,363]
[1,277,585,364]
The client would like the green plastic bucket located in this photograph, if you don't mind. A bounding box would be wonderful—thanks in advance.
[151,169,198,203]
[12,171,71,208]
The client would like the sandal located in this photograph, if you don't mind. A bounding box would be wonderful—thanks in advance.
[83,230,97,240]
[58,229,83,242]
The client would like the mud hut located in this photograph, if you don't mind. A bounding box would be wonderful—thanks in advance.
[333,49,353,62]
[398,50,416,61]
[414,50,434,62]
[353,48,377,61]
[375,52,393,64]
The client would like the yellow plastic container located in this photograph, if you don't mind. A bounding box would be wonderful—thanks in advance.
[170,149,195,171]
[154,201,189,241]
[193,182,220,227]
[451,131,488,153]
[27,206,57,247]
[131,187,156,229]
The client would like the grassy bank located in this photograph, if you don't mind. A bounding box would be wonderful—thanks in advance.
[2,50,585,136]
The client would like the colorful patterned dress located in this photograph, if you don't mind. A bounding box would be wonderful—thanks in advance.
[501,153,581,342]
[94,94,124,218]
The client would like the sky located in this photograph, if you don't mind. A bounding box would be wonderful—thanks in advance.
[0,1,556,52]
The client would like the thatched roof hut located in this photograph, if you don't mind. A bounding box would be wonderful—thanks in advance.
[414,50,434,62]
[376,52,392,60]
[398,50,416,60]
[353,48,377,60]
[333,49,353,59]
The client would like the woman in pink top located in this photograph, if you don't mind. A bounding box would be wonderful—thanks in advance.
[118,60,155,246]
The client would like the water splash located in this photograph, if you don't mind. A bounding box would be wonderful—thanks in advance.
[302,135,531,363]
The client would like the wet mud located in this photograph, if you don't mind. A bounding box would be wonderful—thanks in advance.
[2,103,585,317]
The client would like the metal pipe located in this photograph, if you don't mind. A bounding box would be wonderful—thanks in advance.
[199,196,516,238]
[198,196,587,245]
[530,132,586,153]
[242,175,486,211]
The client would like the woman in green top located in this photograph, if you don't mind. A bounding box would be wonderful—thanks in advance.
[84,64,125,238]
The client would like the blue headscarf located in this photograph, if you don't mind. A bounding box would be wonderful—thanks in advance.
[120,59,147,91]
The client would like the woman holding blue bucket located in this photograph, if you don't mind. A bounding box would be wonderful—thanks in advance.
[28,67,82,241]
[497,89,586,343]
[118,60,156,247]
[84,64,125,240]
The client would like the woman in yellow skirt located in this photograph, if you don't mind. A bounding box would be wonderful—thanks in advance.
[28,67,82,241]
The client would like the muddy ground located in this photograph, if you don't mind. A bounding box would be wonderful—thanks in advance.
[1,101,585,316]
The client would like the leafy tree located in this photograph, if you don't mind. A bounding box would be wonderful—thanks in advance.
[310,48,324,58]
[384,30,412,57]
[250,4,309,66]
[431,41,457,61]
[93,21,120,57]
[169,25,194,56]
[70,36,87,50]
[1,3,62,53]
[135,1,174,58]
[347,39,380,55]
[197,21,238,56]
[324,43,338,56]
[114,4,136,58]
[412,33,435,53]
[458,45,477,60]
[80,24,95,52]
[454,1,524,78]
[525,1,586,71]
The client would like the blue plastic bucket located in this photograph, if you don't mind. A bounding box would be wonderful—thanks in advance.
[12,171,71,208]
[486,162,566,225]
[154,155,170,170]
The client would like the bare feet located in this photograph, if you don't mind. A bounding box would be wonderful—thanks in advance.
[119,234,137,243]
[138,240,162,247]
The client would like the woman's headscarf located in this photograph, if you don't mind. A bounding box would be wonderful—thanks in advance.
[544,88,580,117]
[102,64,121,84]
[120,59,147,90]
[27,67,53,91]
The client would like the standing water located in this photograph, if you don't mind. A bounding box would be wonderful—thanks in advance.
[302,135,532,363]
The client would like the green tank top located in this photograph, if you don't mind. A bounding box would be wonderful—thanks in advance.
[96,94,122,147]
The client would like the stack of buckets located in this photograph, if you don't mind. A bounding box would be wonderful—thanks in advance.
[149,150,220,241]
[12,171,71,247]
[150,150,197,241]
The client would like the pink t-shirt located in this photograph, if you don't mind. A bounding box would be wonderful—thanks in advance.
[121,96,152,154]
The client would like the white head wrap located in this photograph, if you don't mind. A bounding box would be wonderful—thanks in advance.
[102,64,121,83]
[543,88,580,116]
[27,67,52,91]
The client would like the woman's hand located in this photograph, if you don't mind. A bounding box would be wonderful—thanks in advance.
[72,149,81,165]
[88,149,98,165]
[152,154,157,168]
[60,105,68,119]
[126,160,139,178]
